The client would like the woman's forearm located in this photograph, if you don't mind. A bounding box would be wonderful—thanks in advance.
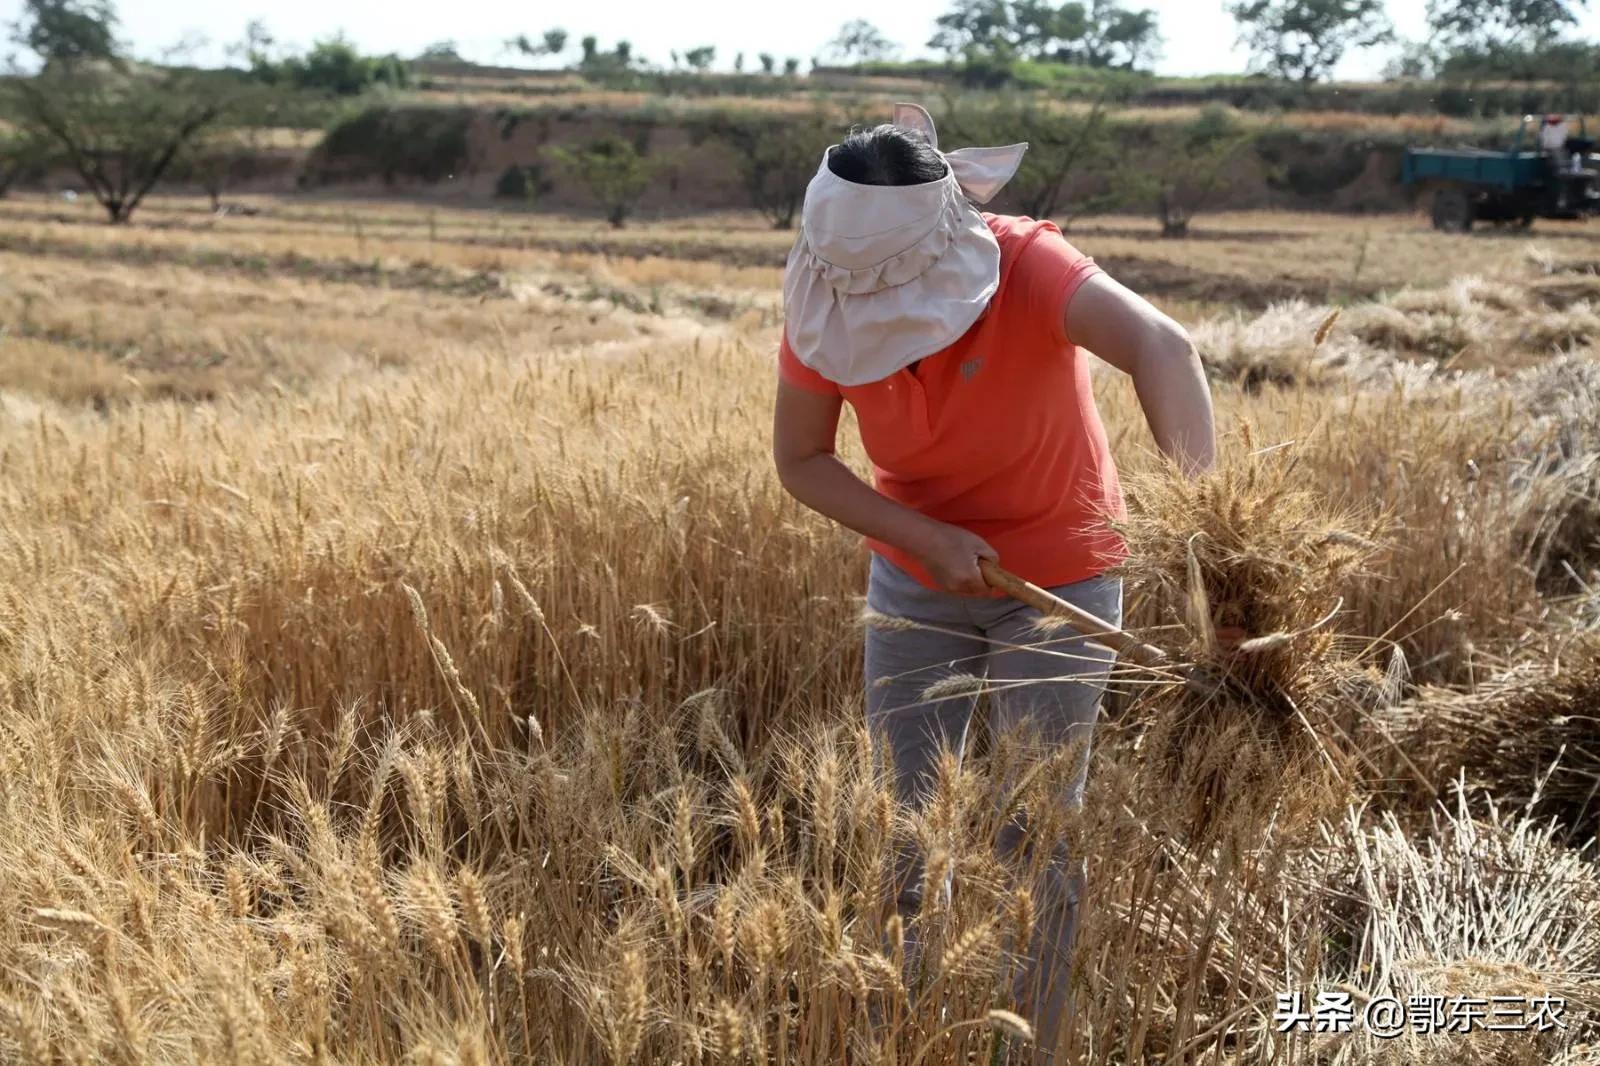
[776,452,943,555]
[1130,329,1216,475]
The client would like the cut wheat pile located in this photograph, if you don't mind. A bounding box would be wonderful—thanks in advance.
[1383,635,1600,832]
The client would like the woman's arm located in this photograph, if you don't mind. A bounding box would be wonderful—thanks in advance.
[1064,273,1216,475]
[772,379,996,594]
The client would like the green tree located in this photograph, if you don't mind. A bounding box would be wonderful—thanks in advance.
[929,0,1161,69]
[824,19,899,64]
[1383,38,1441,78]
[1227,0,1393,82]
[511,29,568,60]
[783,56,800,75]
[701,108,834,228]
[548,136,663,227]
[418,40,463,62]
[758,52,776,73]
[929,0,1016,58]
[683,45,716,71]
[6,64,237,222]
[251,35,409,96]
[10,0,117,66]
[1012,0,1070,56]
[574,38,644,85]
[1076,0,1162,68]
[1427,0,1586,53]
[1435,37,1600,80]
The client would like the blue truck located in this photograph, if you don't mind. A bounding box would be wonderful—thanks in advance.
[1402,115,1599,231]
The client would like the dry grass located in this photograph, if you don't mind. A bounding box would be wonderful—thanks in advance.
[1308,786,1600,1064]
[0,194,1598,1062]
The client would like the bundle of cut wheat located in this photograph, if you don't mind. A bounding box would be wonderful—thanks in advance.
[1111,442,1394,841]
[1381,634,1600,837]
[1191,301,1368,391]
[1509,355,1600,594]
[1302,787,1600,1065]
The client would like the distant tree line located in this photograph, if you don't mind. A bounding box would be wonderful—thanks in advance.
[1226,0,1594,84]
[818,0,1597,88]
[926,0,1163,70]
[1414,0,1596,82]
[468,93,1257,236]
[4,0,1595,231]
[315,0,1600,91]
[242,22,411,97]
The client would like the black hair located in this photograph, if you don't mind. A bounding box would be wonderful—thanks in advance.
[826,123,947,186]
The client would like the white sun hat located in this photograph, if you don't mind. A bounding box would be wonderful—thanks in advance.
[781,102,1029,387]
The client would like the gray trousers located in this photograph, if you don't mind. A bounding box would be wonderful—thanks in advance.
[864,551,1122,1057]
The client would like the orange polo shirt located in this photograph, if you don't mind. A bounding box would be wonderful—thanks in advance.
[777,213,1128,592]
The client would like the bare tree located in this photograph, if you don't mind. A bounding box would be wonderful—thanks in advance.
[1137,107,1257,237]
[177,125,270,212]
[6,64,234,222]
[699,108,835,228]
[942,93,1116,220]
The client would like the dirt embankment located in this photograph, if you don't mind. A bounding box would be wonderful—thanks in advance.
[300,108,755,213]
[286,106,1419,218]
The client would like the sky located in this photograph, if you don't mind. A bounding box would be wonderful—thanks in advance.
[6,0,1599,80]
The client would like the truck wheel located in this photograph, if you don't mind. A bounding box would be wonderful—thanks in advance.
[1432,186,1474,232]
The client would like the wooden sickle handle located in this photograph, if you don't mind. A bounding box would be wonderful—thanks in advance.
[978,558,1167,666]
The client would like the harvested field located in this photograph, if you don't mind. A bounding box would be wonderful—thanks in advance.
[0,190,1598,1064]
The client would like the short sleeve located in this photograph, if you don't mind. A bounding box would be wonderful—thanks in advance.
[776,329,842,397]
[1008,221,1103,347]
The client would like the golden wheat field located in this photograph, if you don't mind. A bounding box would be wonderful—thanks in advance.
[1,191,1599,1065]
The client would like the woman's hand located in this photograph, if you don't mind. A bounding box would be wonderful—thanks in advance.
[1214,625,1248,651]
[911,521,999,596]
